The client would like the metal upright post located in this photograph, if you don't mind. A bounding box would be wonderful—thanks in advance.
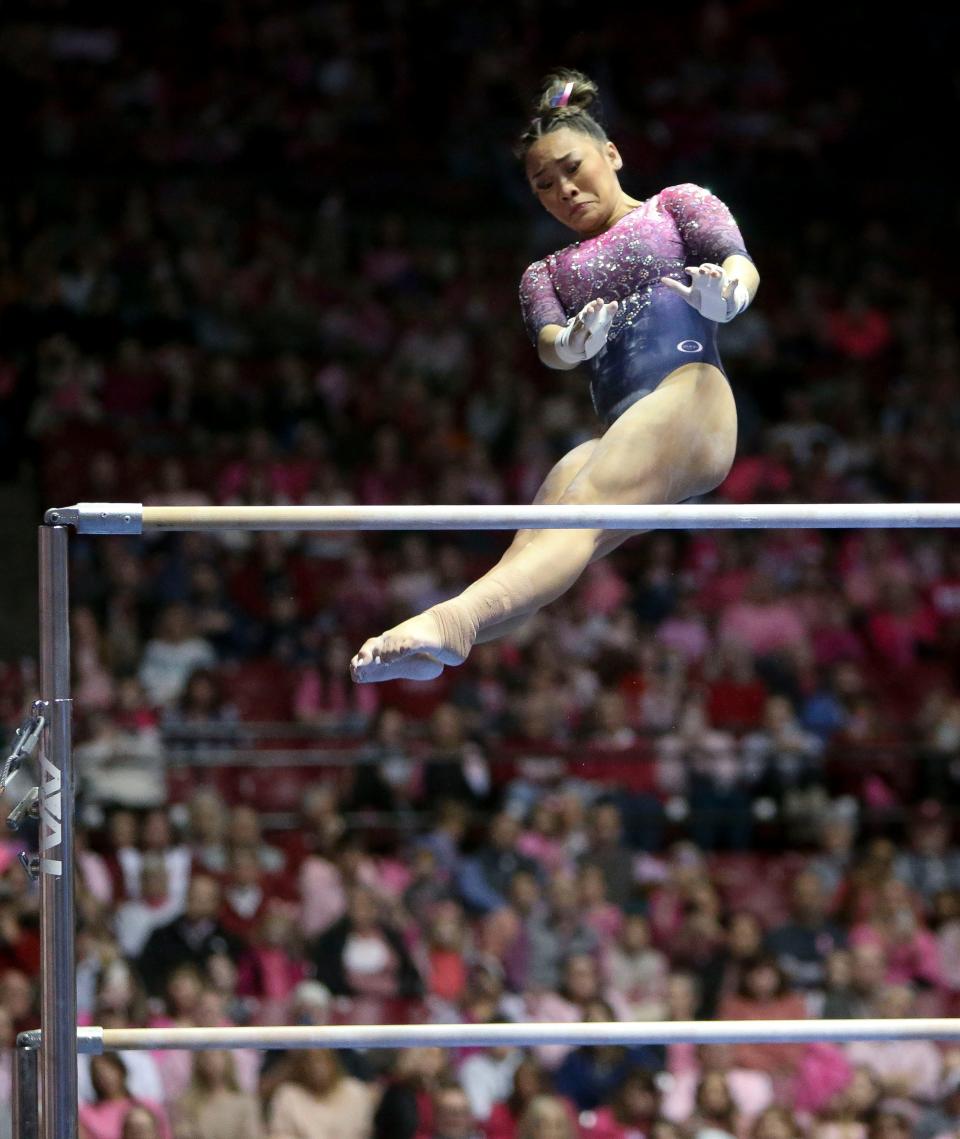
[13,1031,40,1139]
[37,525,76,1139]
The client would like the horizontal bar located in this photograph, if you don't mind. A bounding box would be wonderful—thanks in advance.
[94,1018,960,1052]
[48,502,960,535]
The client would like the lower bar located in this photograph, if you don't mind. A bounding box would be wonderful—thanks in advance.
[136,501,960,533]
[96,1017,960,1052]
[41,500,960,536]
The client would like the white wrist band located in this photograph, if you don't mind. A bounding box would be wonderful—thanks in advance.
[554,303,616,364]
[730,281,751,318]
[553,320,584,365]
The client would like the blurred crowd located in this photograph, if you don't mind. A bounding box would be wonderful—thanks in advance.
[1,0,958,1137]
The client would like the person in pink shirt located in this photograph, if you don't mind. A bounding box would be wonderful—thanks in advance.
[350,66,758,683]
[717,572,809,661]
[236,902,309,1026]
[661,1044,773,1133]
[848,878,943,990]
[865,579,939,670]
[577,863,624,946]
[78,1054,172,1139]
[844,984,943,1103]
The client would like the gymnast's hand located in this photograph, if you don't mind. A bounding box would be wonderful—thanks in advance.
[663,263,748,323]
[554,297,619,365]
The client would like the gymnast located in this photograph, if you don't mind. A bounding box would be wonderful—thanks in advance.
[351,68,759,683]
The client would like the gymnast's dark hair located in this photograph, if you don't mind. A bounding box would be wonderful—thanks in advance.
[514,68,608,161]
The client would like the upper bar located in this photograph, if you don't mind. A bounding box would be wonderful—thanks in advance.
[46,502,960,535]
[96,1018,960,1052]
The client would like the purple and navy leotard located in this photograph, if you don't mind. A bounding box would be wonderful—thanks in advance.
[519,183,752,427]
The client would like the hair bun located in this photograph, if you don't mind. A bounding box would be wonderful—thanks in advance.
[514,68,607,160]
[536,69,599,117]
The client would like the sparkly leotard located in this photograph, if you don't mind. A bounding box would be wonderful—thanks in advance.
[519,183,752,427]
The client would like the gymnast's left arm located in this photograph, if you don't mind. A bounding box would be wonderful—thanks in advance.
[724,253,760,305]
[659,183,760,323]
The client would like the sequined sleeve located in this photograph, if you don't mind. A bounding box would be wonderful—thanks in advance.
[519,259,567,346]
[660,183,752,266]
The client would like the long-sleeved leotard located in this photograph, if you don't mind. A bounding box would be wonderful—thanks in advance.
[519,183,752,427]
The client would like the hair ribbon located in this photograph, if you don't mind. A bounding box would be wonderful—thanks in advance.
[549,80,574,109]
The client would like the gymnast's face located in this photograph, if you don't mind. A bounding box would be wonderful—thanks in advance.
[526,126,625,237]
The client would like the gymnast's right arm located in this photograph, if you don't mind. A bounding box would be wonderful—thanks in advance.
[536,297,618,370]
[520,259,618,370]
[537,323,581,370]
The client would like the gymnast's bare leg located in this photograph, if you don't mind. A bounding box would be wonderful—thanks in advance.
[351,363,737,682]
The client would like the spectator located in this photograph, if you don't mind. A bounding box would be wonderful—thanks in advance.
[138,604,216,708]
[515,1096,577,1139]
[310,884,422,1017]
[236,903,309,1027]
[808,805,858,906]
[421,705,493,811]
[427,1084,483,1139]
[578,802,635,910]
[661,1044,773,1132]
[689,1072,739,1139]
[75,709,166,811]
[766,870,848,992]
[844,983,942,1103]
[741,696,824,840]
[78,1054,171,1139]
[716,956,808,1088]
[457,814,540,918]
[518,801,571,879]
[818,949,861,1019]
[113,857,182,959]
[847,942,890,1018]
[116,808,191,910]
[894,801,960,904]
[459,1043,525,1124]
[372,1048,448,1139]
[78,998,164,1108]
[602,914,669,1022]
[522,874,599,991]
[485,1061,559,1139]
[267,1049,374,1139]
[218,847,278,941]
[137,875,245,997]
[709,915,767,1014]
[172,1050,264,1139]
[579,1071,661,1139]
[226,807,286,875]
[552,998,663,1110]
[404,845,456,930]
[916,1063,960,1139]
[848,878,943,991]
[811,1065,882,1139]
[343,706,417,814]
[185,789,230,875]
[121,1106,163,1139]
[750,1107,804,1139]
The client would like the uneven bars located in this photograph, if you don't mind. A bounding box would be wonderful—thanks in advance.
[43,502,960,535]
[87,1019,960,1052]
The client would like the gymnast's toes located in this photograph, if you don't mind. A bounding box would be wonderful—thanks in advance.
[351,638,382,677]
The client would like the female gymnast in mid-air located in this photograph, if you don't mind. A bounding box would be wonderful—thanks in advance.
[351,68,759,683]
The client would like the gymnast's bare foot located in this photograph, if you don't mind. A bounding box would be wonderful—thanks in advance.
[350,610,467,683]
